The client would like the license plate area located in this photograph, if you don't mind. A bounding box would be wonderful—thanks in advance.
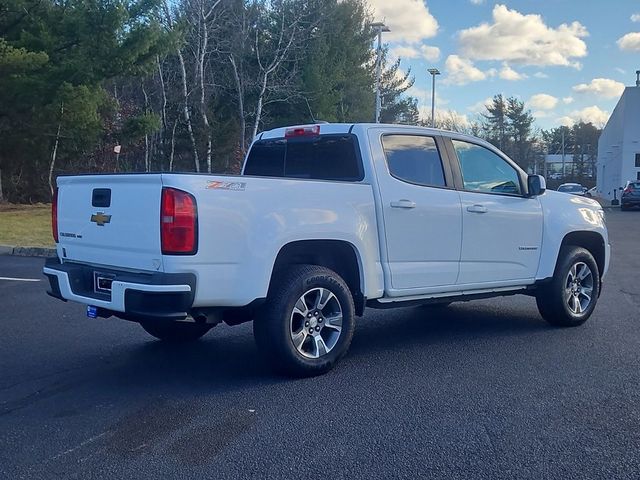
[94,271,115,295]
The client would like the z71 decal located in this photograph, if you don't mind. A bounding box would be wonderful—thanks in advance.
[206,181,247,191]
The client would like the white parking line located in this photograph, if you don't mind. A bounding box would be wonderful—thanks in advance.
[0,277,41,282]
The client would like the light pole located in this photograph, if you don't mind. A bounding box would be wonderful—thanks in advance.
[372,22,390,123]
[427,68,440,127]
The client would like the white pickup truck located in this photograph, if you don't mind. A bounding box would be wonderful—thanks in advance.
[44,123,610,376]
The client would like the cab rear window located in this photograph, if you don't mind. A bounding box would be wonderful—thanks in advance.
[243,134,364,182]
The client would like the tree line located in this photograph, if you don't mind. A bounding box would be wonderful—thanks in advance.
[0,1,600,203]
[0,0,419,202]
[436,95,601,183]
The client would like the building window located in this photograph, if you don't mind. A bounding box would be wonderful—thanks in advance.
[636,153,640,168]
[637,171,640,181]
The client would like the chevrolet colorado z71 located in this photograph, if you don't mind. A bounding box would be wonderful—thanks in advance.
[44,123,610,376]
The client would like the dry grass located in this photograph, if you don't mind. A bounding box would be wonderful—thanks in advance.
[0,203,55,247]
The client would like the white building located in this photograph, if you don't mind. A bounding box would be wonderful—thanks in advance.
[597,75,640,200]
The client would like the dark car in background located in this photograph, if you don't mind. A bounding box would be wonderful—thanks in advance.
[557,183,588,196]
[621,182,640,211]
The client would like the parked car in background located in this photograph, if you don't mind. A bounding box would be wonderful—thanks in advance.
[557,183,588,196]
[585,186,597,198]
[621,181,640,211]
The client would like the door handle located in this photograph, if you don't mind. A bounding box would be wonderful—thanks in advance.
[390,200,416,209]
[466,204,488,214]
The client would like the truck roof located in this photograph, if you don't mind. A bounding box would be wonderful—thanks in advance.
[258,123,467,140]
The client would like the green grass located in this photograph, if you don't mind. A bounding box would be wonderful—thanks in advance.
[0,204,55,247]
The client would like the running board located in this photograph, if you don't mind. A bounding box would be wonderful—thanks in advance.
[368,286,528,309]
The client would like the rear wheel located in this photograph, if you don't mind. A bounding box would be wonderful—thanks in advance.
[140,321,212,343]
[253,265,355,377]
[536,246,600,327]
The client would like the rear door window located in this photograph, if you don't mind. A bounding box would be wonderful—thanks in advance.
[381,135,446,187]
[244,135,363,181]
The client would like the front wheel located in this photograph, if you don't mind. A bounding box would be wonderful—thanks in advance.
[140,321,212,343]
[253,265,356,377]
[536,246,600,327]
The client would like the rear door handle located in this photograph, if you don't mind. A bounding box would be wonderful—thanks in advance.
[466,204,488,214]
[390,200,416,209]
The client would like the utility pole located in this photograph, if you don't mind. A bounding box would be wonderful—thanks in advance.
[428,68,440,127]
[372,22,390,123]
[561,127,566,178]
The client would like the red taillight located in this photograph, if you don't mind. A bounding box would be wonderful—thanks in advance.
[624,187,632,194]
[52,188,59,243]
[161,187,197,255]
[284,125,320,138]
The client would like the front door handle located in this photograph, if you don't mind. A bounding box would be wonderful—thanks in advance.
[390,200,416,209]
[467,204,488,214]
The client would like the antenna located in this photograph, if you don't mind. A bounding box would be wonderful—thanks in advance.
[636,70,640,87]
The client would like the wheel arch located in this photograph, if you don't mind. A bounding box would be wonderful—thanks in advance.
[559,231,606,279]
[270,239,366,316]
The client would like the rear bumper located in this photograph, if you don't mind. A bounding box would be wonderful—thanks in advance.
[43,258,196,321]
[621,198,640,207]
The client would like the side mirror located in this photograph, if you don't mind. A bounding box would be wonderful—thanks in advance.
[528,175,546,197]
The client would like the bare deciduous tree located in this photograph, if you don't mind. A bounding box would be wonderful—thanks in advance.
[228,1,307,151]
[163,0,200,172]
[49,101,64,195]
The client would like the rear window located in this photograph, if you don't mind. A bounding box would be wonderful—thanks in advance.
[243,134,363,182]
[558,184,583,193]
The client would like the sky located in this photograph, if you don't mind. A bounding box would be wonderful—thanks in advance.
[367,0,640,130]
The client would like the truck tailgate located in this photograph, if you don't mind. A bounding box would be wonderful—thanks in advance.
[56,175,164,272]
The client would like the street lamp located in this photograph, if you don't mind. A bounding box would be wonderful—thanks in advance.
[372,22,390,123]
[427,68,440,128]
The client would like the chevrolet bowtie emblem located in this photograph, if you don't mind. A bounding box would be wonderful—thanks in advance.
[90,212,112,226]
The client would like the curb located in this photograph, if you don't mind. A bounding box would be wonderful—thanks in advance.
[0,245,56,257]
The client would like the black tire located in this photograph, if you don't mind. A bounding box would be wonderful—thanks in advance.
[140,321,212,343]
[253,265,355,377]
[536,246,600,327]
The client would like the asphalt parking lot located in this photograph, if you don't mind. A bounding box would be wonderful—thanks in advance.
[1,209,639,479]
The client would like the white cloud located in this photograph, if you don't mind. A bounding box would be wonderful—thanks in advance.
[615,67,627,75]
[468,97,494,114]
[573,78,625,99]
[470,0,485,4]
[499,64,527,81]
[390,46,419,59]
[631,14,640,22]
[458,4,588,68]
[368,0,438,44]
[617,32,640,51]
[392,44,441,62]
[435,110,471,129]
[444,55,488,85]
[407,85,431,104]
[528,93,558,110]
[563,96,574,104]
[559,106,610,127]
[533,110,552,119]
[419,45,441,61]
[533,72,549,79]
